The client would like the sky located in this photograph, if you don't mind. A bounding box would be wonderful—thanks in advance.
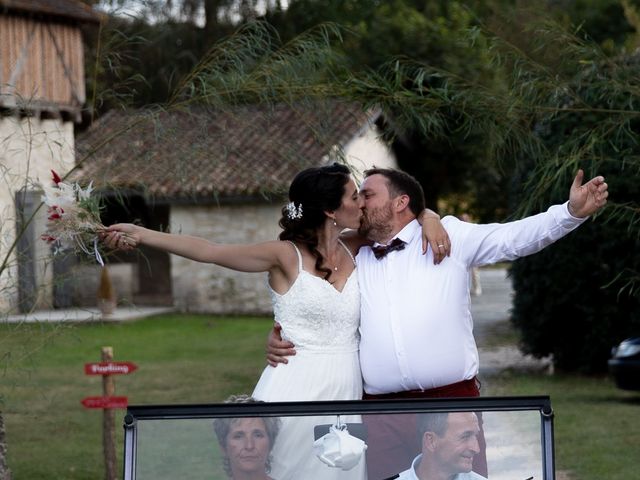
[96,0,290,26]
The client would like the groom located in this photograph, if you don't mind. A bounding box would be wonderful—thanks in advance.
[269,166,608,478]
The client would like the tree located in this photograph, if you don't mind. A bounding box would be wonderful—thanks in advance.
[0,411,10,480]
[266,0,502,212]
[82,0,287,117]
[509,52,640,372]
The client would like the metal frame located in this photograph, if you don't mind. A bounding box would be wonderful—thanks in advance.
[123,396,555,480]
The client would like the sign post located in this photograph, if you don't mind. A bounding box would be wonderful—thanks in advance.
[82,348,137,480]
[102,347,117,480]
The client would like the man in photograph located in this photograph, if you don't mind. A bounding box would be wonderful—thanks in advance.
[393,412,487,480]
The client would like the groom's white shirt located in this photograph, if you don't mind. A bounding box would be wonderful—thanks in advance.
[356,202,586,395]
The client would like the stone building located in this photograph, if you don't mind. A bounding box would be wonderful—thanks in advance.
[0,0,99,313]
[73,103,397,313]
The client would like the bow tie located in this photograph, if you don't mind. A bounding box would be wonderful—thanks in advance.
[371,238,406,259]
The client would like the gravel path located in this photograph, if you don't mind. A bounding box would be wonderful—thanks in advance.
[472,267,552,376]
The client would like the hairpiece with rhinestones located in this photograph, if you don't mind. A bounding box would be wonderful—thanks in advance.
[285,201,303,220]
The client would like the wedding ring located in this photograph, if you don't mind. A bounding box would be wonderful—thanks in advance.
[437,244,445,248]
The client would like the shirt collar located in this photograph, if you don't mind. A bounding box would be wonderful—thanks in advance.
[396,219,420,244]
[408,454,422,479]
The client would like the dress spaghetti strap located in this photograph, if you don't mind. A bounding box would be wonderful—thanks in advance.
[286,241,303,273]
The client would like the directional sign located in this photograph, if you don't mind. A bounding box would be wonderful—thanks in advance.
[84,362,137,375]
[81,396,128,409]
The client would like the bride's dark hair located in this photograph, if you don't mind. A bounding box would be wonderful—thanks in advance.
[279,163,351,280]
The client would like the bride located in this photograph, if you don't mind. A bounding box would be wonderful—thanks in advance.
[102,163,448,479]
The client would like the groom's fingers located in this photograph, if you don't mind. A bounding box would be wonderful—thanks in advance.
[266,324,296,366]
[571,169,585,191]
[267,347,296,367]
[595,185,609,207]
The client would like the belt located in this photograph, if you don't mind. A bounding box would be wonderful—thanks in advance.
[363,377,481,400]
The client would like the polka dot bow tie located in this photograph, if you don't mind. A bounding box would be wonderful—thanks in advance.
[371,238,406,259]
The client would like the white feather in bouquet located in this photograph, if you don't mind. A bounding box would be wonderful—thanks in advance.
[40,170,105,265]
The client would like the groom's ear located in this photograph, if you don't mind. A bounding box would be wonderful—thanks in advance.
[394,194,410,213]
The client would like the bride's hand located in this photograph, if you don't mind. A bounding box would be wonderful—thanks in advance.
[99,224,140,252]
[419,209,451,264]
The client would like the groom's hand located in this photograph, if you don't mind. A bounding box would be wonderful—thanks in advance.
[266,322,296,367]
[567,169,608,217]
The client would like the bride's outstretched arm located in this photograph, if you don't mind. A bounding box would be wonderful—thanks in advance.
[101,223,285,273]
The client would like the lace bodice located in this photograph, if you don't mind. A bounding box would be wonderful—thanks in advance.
[269,241,361,352]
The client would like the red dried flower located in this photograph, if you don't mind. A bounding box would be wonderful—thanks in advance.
[47,206,64,216]
[51,170,62,185]
[40,234,56,243]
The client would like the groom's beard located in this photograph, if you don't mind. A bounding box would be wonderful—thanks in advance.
[358,202,394,243]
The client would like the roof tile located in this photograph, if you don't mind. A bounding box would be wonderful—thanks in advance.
[74,102,377,200]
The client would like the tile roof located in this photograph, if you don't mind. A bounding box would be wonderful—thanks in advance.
[0,0,101,23]
[74,102,378,201]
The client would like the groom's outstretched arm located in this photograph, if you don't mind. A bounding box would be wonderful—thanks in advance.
[266,322,296,366]
[458,169,608,267]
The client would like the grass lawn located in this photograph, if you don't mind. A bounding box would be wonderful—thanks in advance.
[1,314,270,479]
[482,371,640,480]
[1,313,639,479]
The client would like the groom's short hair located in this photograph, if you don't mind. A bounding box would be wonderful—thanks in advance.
[364,167,426,217]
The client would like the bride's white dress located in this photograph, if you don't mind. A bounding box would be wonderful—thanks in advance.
[252,241,365,480]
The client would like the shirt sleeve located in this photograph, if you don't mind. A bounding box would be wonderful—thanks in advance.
[447,202,588,267]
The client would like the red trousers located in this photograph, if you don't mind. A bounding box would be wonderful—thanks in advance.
[363,377,488,480]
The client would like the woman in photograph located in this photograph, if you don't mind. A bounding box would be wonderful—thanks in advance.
[213,396,281,480]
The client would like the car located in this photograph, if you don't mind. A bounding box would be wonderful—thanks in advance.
[608,337,640,391]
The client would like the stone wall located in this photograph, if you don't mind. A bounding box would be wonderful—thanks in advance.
[0,116,75,314]
[170,203,282,314]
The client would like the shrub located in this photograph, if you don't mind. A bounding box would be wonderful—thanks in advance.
[510,55,640,373]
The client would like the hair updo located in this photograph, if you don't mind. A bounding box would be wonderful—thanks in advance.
[279,163,351,280]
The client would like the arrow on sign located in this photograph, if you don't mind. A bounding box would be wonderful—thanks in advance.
[84,362,138,375]
[81,396,128,409]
